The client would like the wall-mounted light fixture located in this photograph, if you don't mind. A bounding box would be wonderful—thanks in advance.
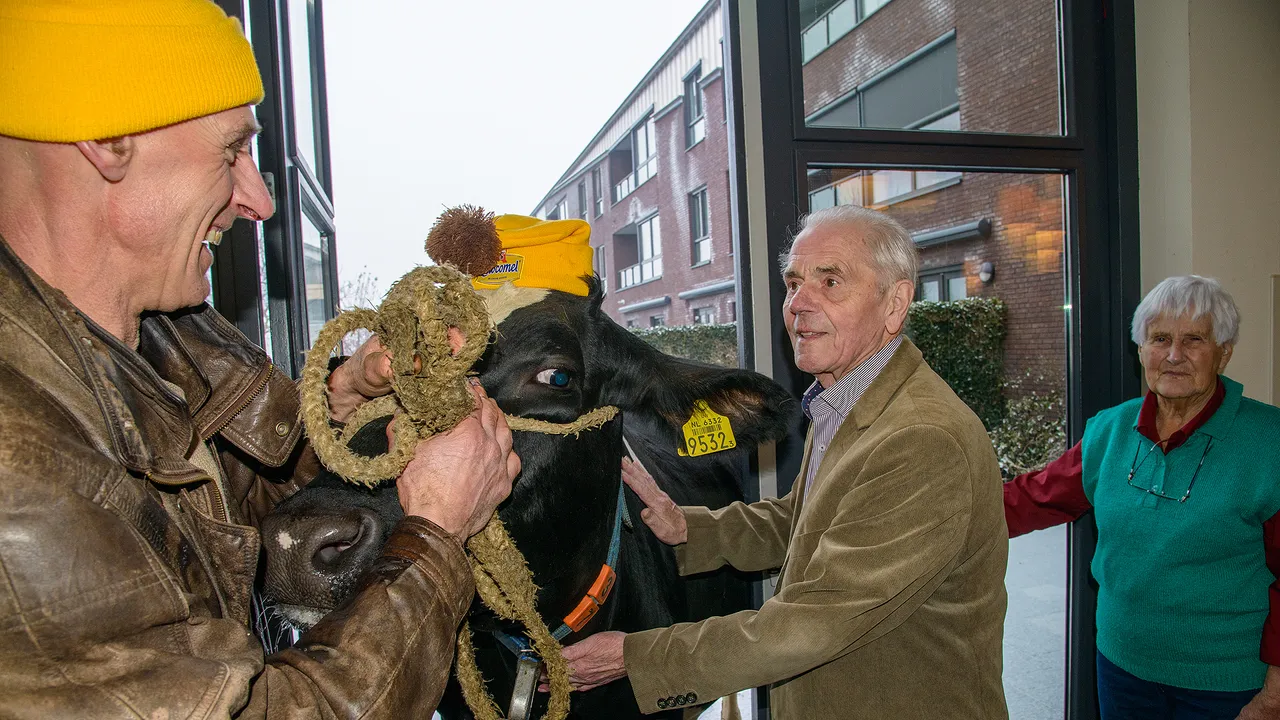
[978,261,995,284]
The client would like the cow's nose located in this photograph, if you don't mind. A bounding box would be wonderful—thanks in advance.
[260,507,386,611]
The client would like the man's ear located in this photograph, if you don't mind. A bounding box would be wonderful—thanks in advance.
[883,278,914,335]
[75,136,135,183]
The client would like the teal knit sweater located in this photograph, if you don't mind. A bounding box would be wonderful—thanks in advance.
[1082,376,1280,691]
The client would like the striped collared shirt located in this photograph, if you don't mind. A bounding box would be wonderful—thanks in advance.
[800,335,903,494]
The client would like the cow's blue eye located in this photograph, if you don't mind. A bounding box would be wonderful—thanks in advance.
[535,368,572,388]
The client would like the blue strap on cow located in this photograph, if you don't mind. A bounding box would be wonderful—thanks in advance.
[491,437,647,720]
[493,443,635,654]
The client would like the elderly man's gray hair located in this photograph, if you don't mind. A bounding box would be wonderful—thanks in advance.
[780,205,920,293]
[1130,275,1240,346]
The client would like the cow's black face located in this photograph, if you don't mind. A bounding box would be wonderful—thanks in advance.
[261,279,796,641]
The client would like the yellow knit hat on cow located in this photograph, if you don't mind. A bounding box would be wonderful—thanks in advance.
[0,0,264,142]
[471,214,594,297]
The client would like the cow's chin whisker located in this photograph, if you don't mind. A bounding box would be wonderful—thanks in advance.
[275,602,331,632]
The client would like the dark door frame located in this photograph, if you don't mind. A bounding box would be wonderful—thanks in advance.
[723,0,1140,717]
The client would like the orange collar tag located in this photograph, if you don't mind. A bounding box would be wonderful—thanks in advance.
[562,564,617,633]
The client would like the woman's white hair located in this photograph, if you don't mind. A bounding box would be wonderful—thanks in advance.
[780,205,919,294]
[1130,275,1240,346]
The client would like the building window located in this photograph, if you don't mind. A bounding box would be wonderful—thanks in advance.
[649,314,666,328]
[807,34,958,131]
[801,0,896,63]
[617,214,662,289]
[545,197,568,220]
[917,266,968,302]
[808,148,961,210]
[591,167,603,217]
[685,65,706,147]
[577,181,588,220]
[626,318,636,329]
[689,187,711,265]
[593,244,608,293]
[611,116,657,203]
[692,306,717,324]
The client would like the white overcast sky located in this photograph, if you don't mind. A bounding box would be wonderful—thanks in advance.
[323,0,709,301]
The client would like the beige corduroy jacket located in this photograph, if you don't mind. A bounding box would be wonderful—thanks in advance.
[624,339,1009,719]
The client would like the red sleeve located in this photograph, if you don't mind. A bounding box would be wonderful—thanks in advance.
[1003,442,1092,538]
[1260,509,1280,665]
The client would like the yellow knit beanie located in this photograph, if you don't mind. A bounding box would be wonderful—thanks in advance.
[472,214,595,297]
[0,0,264,142]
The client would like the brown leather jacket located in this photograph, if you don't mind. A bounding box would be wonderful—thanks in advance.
[0,237,473,718]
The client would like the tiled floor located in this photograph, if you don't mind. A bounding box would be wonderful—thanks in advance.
[1003,526,1068,719]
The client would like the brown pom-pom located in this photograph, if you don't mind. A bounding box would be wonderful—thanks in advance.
[426,205,502,276]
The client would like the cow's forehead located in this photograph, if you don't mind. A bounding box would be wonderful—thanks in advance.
[477,283,551,325]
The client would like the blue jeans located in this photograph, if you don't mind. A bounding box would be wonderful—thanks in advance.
[1097,652,1259,720]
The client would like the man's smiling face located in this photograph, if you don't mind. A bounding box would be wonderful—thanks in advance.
[109,105,273,313]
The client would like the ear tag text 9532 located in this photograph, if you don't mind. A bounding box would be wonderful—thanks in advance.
[679,399,737,457]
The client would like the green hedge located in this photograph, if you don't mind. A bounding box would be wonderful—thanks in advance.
[905,298,1008,429]
[988,371,1067,478]
[631,323,740,368]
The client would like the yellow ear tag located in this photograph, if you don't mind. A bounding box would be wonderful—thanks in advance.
[679,399,737,457]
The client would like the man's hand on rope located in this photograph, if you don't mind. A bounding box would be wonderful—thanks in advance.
[327,334,394,423]
[394,379,521,540]
[328,329,468,423]
[621,457,688,546]
[539,631,628,693]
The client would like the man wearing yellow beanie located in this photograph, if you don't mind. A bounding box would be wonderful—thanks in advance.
[0,2,517,717]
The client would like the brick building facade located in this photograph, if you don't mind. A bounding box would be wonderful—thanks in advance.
[802,0,1066,388]
[532,2,736,329]
[536,0,1065,386]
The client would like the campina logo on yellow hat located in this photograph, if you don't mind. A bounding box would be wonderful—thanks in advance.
[471,214,594,297]
[0,0,264,142]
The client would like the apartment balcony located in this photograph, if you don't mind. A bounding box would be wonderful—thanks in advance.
[612,155,657,204]
[618,256,663,290]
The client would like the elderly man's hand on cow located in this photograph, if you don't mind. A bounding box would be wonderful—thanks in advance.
[394,378,520,540]
[621,457,688,546]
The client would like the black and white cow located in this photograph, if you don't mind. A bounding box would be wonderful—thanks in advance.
[261,278,796,719]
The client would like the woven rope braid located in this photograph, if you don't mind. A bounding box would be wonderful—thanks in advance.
[299,265,610,720]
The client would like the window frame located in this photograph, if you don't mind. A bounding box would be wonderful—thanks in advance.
[689,186,712,266]
[214,0,337,377]
[916,264,967,302]
[591,167,604,217]
[684,62,707,148]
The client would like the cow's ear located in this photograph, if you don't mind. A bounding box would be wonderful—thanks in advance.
[649,357,798,448]
[594,320,797,447]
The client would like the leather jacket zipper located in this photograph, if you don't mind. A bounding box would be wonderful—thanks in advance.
[205,461,229,522]
[202,363,274,441]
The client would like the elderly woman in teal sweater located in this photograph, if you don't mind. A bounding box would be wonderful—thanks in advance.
[1005,275,1280,720]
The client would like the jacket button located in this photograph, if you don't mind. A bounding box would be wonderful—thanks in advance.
[274,421,290,437]
[685,692,698,704]
[656,698,668,709]
[674,695,686,706]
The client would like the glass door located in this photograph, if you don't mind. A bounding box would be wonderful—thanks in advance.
[722,0,1142,717]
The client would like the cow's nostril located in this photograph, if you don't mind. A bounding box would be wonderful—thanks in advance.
[309,510,379,572]
[315,540,354,566]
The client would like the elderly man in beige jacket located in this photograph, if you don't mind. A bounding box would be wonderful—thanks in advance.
[559,205,1009,718]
